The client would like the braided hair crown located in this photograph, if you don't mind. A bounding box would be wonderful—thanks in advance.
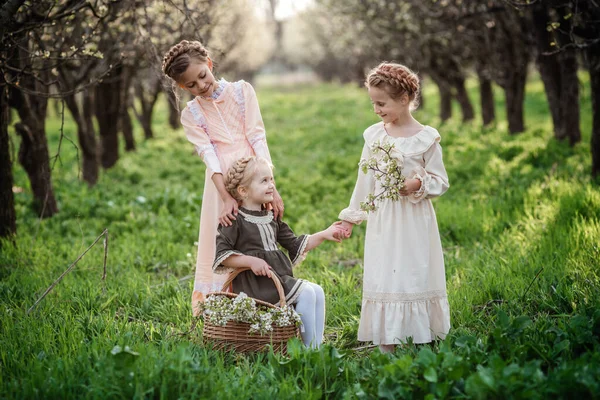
[162,40,209,81]
[224,157,273,202]
[366,62,420,107]
[225,157,254,201]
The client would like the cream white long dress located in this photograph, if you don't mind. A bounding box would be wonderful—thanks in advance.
[339,122,450,345]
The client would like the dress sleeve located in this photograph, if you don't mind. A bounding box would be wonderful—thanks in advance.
[241,82,272,163]
[212,220,244,275]
[409,140,450,203]
[181,105,222,177]
[277,220,309,267]
[338,141,375,224]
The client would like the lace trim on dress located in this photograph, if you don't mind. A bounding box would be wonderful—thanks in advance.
[195,144,214,157]
[194,281,228,293]
[363,289,447,303]
[409,166,431,203]
[187,100,209,135]
[285,279,306,306]
[212,250,244,274]
[248,133,266,147]
[339,208,367,225]
[233,80,245,117]
[209,78,228,100]
[292,235,310,267]
[238,210,274,225]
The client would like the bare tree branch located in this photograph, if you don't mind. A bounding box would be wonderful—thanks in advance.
[0,0,26,31]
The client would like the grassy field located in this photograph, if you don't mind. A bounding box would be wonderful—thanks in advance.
[1,74,599,399]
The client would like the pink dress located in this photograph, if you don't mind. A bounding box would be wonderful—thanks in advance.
[180,78,272,316]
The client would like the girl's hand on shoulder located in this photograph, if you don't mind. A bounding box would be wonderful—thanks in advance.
[400,178,421,196]
[248,257,272,278]
[219,196,239,226]
[269,189,284,220]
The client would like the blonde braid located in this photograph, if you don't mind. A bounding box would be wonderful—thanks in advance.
[366,62,420,108]
[225,157,254,201]
[224,157,274,203]
[162,40,209,81]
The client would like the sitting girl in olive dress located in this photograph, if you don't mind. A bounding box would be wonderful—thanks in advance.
[213,156,343,348]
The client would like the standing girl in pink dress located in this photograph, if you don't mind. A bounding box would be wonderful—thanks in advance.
[338,63,450,352]
[162,40,284,316]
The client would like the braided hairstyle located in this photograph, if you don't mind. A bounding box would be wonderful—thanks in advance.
[225,157,272,202]
[162,40,210,83]
[366,62,420,110]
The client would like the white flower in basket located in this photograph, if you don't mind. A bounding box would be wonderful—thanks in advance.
[201,267,303,354]
[200,292,302,336]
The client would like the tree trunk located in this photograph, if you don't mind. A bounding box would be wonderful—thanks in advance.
[504,69,527,134]
[530,4,581,143]
[555,15,581,145]
[167,89,180,130]
[140,113,153,139]
[95,65,123,169]
[9,58,59,218]
[134,78,161,140]
[478,75,495,126]
[440,89,452,122]
[453,77,475,122]
[121,107,135,151]
[120,66,135,152]
[64,92,99,186]
[14,120,58,218]
[557,48,580,145]
[0,81,16,240]
[417,76,425,110]
[430,74,452,122]
[531,7,563,136]
[587,45,600,179]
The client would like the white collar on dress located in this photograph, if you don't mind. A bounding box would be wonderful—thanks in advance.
[238,209,274,225]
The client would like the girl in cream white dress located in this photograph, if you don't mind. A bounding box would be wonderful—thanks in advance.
[338,63,451,352]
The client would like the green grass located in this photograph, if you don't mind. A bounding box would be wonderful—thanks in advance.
[1,74,599,399]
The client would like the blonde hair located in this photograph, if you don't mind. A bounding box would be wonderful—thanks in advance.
[366,62,420,110]
[224,157,272,202]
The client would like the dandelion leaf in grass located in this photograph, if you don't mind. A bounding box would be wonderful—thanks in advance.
[423,366,438,383]
[416,347,437,367]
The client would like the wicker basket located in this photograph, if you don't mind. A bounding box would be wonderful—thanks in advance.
[202,267,300,353]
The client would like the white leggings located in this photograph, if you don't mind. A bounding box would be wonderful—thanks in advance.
[293,282,325,349]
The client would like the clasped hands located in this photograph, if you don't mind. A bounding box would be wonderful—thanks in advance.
[333,220,353,241]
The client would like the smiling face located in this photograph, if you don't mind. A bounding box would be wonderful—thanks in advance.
[178,61,217,98]
[368,85,409,124]
[240,163,275,208]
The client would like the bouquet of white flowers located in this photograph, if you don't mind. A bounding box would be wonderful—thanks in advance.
[200,267,302,354]
[359,141,406,212]
[200,292,301,336]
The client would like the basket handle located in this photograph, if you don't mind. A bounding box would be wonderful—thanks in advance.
[221,267,287,306]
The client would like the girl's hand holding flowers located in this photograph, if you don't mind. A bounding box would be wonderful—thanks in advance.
[399,178,421,196]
